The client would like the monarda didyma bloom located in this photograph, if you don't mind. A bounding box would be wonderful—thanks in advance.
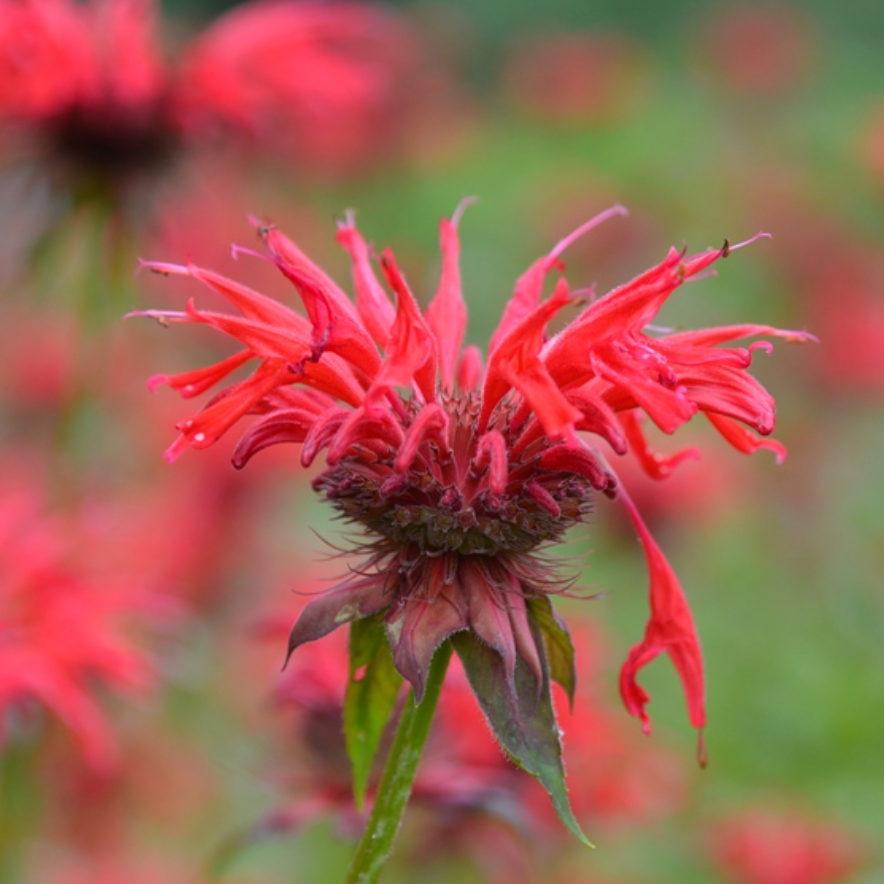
[135,203,810,843]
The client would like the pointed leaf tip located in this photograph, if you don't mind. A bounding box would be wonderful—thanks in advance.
[452,630,594,848]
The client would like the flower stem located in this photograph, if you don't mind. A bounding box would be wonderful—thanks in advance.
[345,640,453,884]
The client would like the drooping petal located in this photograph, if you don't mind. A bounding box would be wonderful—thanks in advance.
[538,445,614,493]
[706,412,787,462]
[327,406,405,464]
[232,407,319,468]
[474,430,508,495]
[619,410,701,479]
[300,406,350,467]
[615,481,706,736]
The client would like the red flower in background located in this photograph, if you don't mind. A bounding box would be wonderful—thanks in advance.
[502,31,648,126]
[706,807,868,884]
[0,0,416,198]
[694,4,816,97]
[0,465,176,773]
[174,0,416,174]
[136,201,810,756]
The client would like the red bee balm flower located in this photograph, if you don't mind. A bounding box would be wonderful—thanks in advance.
[0,0,415,196]
[136,204,810,836]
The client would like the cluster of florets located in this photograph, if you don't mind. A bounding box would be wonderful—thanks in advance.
[0,0,414,191]
[316,391,604,557]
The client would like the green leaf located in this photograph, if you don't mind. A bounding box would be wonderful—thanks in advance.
[344,616,403,812]
[452,627,593,848]
[528,596,577,710]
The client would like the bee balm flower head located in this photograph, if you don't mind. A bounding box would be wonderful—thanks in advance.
[135,202,811,833]
[0,0,415,201]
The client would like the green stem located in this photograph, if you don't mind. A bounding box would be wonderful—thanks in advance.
[345,641,453,884]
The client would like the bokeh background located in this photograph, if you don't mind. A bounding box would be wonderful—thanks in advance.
[2,0,884,882]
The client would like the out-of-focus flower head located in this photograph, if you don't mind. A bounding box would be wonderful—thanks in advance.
[0,0,417,207]
[758,205,884,395]
[174,0,417,175]
[35,852,265,884]
[0,461,177,773]
[135,201,810,833]
[705,806,869,884]
[0,304,79,408]
[693,4,816,97]
[502,31,648,126]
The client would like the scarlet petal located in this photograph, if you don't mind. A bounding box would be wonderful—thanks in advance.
[232,408,317,469]
[375,251,438,404]
[327,406,405,464]
[425,215,468,390]
[482,279,582,441]
[620,411,701,479]
[336,213,395,347]
[148,349,253,398]
[396,403,449,473]
[474,430,508,495]
[706,412,787,463]
[615,481,706,735]
[300,407,350,467]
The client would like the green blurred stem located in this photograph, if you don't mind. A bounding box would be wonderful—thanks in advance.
[344,641,453,884]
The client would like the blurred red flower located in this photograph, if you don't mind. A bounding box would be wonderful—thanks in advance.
[0,464,177,773]
[502,31,648,125]
[136,202,810,752]
[694,4,816,97]
[706,807,868,884]
[0,0,416,198]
